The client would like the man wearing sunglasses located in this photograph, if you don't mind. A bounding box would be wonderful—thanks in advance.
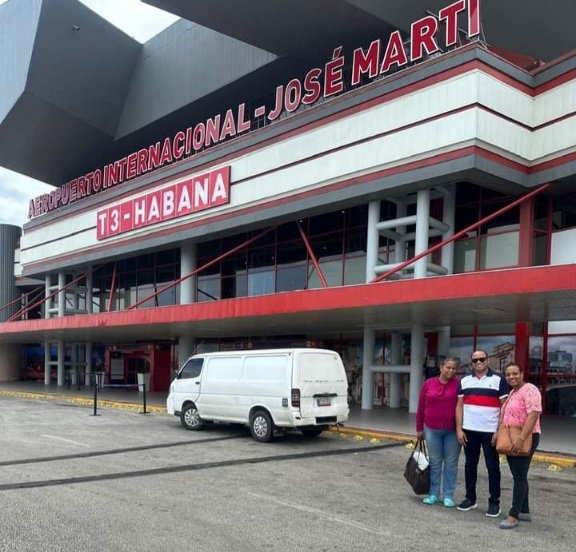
[456,350,509,517]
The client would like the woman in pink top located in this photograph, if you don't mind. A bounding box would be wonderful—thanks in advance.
[416,358,461,507]
[499,362,542,530]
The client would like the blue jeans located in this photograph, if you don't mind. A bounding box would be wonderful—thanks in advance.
[424,426,461,499]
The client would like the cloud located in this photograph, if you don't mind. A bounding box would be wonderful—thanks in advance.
[0,169,53,227]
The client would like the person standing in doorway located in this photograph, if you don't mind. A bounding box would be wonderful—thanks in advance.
[416,358,461,507]
[456,349,509,517]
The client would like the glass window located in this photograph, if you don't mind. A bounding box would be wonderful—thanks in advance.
[546,336,576,416]
[533,234,548,266]
[179,358,203,379]
[248,270,275,296]
[454,238,476,273]
[308,260,343,288]
[343,255,366,285]
[480,232,519,269]
[552,193,576,230]
[277,265,307,292]
[197,277,220,302]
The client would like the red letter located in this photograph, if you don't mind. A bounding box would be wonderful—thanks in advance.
[351,40,380,86]
[468,0,480,38]
[411,15,439,62]
[380,31,408,74]
[439,0,466,47]
[284,79,302,112]
[302,68,322,105]
[268,85,284,121]
[324,47,345,97]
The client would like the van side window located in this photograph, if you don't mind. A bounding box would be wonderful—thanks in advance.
[180,358,203,379]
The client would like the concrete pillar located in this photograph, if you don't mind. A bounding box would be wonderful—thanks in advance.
[389,333,402,408]
[409,324,425,414]
[437,327,451,359]
[45,274,52,319]
[57,340,65,386]
[181,242,197,305]
[85,342,93,386]
[58,272,66,317]
[178,336,196,367]
[86,269,93,314]
[0,224,21,322]
[0,343,20,381]
[365,201,380,282]
[44,340,51,385]
[361,327,375,410]
[414,189,431,279]
[441,184,455,274]
[394,202,407,265]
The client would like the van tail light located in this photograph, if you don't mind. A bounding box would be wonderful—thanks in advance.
[291,388,301,408]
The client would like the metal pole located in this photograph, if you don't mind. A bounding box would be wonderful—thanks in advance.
[297,221,328,288]
[141,383,148,415]
[92,374,99,416]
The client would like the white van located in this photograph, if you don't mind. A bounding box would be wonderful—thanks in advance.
[166,348,349,442]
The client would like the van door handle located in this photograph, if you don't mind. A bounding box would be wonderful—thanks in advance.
[195,381,200,385]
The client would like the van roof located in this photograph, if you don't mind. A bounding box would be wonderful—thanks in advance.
[188,348,337,360]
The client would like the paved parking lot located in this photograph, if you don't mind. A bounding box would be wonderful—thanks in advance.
[0,395,574,552]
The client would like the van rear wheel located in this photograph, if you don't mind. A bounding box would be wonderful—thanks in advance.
[250,410,274,442]
[180,403,204,430]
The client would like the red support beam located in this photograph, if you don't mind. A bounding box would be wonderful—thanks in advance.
[297,221,328,288]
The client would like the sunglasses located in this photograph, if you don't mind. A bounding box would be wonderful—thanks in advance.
[471,357,487,364]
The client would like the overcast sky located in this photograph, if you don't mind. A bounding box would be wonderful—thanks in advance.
[0,0,178,228]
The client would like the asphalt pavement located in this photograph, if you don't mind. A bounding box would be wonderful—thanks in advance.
[0,393,575,551]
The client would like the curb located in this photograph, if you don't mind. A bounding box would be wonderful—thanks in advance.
[0,389,167,414]
[332,425,576,469]
[2,389,575,468]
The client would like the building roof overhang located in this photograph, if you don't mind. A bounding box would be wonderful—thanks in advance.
[2,265,575,344]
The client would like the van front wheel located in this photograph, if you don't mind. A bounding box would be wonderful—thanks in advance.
[250,410,274,442]
[180,403,204,430]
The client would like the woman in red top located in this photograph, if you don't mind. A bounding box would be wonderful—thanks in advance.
[499,362,542,529]
[416,358,461,507]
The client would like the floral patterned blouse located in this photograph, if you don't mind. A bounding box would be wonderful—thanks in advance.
[501,382,542,433]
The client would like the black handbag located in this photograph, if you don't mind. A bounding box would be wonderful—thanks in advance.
[404,438,431,495]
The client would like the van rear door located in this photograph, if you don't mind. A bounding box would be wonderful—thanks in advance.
[295,351,348,421]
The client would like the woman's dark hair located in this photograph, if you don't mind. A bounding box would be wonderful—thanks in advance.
[504,362,523,373]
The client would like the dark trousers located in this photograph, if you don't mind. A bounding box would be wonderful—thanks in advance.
[463,429,501,505]
[506,433,540,518]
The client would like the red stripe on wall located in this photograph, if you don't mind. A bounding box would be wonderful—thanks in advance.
[3,264,576,336]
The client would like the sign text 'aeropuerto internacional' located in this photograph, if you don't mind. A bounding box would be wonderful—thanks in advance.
[29,0,480,219]
[96,166,230,240]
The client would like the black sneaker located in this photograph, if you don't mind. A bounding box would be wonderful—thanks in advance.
[486,503,501,517]
[457,499,478,511]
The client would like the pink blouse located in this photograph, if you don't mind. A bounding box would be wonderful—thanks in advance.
[501,382,542,433]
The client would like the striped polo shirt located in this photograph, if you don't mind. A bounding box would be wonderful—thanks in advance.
[458,369,509,432]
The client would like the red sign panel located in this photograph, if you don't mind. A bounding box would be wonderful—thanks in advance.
[96,166,230,240]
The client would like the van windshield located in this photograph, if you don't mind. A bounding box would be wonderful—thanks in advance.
[299,352,345,382]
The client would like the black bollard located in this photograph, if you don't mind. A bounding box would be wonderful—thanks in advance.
[140,383,148,414]
[91,373,101,416]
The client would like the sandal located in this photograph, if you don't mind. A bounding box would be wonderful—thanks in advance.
[423,495,438,505]
[444,498,456,508]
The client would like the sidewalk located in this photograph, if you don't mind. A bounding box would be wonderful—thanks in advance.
[1,380,574,467]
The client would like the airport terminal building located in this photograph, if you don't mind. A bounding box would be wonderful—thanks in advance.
[1,0,576,416]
